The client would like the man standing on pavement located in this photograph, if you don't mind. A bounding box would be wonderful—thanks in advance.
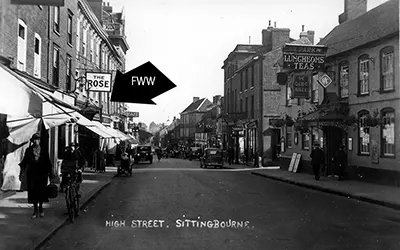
[310,142,324,180]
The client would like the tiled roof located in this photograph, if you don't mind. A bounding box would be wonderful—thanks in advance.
[318,0,399,57]
[181,98,206,113]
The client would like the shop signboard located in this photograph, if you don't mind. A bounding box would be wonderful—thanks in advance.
[318,73,332,88]
[292,74,310,98]
[124,111,139,118]
[86,72,112,92]
[283,44,327,71]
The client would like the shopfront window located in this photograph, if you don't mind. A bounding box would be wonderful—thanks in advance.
[358,111,370,154]
[381,109,395,156]
[302,132,310,150]
[311,128,319,147]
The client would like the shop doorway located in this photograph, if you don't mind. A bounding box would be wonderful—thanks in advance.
[271,128,281,161]
[324,126,346,176]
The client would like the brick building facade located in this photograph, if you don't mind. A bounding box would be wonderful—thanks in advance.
[279,0,400,186]
[0,0,130,175]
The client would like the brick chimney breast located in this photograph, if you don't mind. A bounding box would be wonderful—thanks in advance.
[307,30,315,45]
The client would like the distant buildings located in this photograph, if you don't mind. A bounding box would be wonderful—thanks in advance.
[179,97,212,146]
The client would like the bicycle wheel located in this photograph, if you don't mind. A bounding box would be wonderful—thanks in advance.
[74,185,80,216]
[66,186,74,223]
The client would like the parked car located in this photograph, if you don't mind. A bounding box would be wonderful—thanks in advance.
[134,146,153,164]
[200,148,223,168]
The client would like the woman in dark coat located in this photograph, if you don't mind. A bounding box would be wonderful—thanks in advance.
[19,133,52,219]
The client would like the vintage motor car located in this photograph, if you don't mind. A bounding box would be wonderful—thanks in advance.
[200,148,223,168]
[134,146,153,164]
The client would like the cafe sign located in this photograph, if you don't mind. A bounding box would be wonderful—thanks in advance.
[292,74,310,98]
[283,44,327,71]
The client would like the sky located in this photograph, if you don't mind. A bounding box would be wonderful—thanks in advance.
[106,0,389,127]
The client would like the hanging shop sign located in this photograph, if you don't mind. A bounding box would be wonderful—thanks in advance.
[292,74,310,98]
[283,44,327,71]
[86,72,112,92]
[124,111,139,118]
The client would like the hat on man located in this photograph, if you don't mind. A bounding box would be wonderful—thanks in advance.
[30,133,40,141]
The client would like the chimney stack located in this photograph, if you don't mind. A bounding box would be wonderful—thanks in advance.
[193,97,200,103]
[307,30,315,45]
[339,0,367,24]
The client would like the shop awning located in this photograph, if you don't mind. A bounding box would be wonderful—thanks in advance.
[92,121,124,139]
[0,64,43,117]
[68,111,114,138]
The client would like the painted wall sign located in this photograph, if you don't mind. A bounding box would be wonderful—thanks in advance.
[86,72,112,92]
[283,44,327,71]
[292,74,310,98]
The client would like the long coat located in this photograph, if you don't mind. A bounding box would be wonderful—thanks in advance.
[19,146,52,203]
[310,148,324,166]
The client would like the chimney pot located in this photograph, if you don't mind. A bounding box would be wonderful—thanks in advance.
[269,20,271,26]
[302,25,305,31]
[274,21,277,28]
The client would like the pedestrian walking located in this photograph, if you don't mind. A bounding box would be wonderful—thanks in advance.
[333,145,347,181]
[310,142,324,181]
[228,146,234,165]
[97,147,106,173]
[19,133,53,218]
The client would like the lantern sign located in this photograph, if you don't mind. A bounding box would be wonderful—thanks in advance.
[292,74,310,98]
[283,44,327,71]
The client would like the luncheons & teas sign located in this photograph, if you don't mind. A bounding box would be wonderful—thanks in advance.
[283,44,327,71]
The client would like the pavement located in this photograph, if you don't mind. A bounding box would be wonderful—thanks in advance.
[0,166,117,250]
[222,163,400,211]
[1,160,400,250]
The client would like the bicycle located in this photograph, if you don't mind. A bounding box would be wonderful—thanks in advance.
[61,170,81,223]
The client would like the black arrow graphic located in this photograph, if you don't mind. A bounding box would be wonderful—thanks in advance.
[110,61,176,104]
